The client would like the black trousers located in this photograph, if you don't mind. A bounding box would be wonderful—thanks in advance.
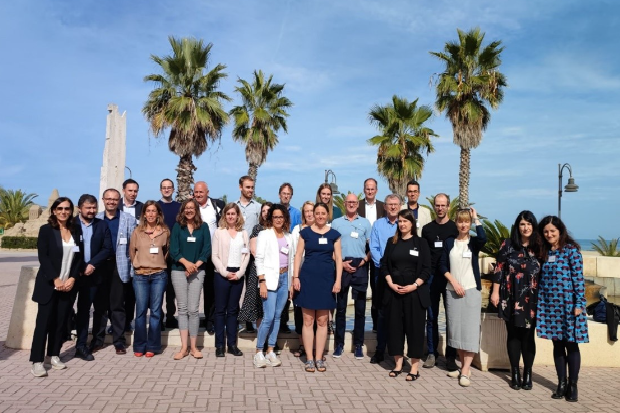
[162,260,176,322]
[30,289,74,363]
[92,260,128,348]
[124,274,135,329]
[386,293,425,359]
[369,263,378,329]
[75,277,103,348]
[203,258,215,327]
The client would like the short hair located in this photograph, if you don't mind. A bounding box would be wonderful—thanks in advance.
[300,201,315,226]
[279,182,293,195]
[78,194,97,207]
[384,194,402,205]
[136,200,168,232]
[363,178,378,188]
[160,178,174,189]
[176,199,203,228]
[123,179,139,190]
[266,204,291,232]
[48,197,75,230]
[455,209,472,223]
[259,201,274,226]
[103,188,121,199]
[218,203,245,231]
[406,180,420,190]
[392,209,418,243]
[433,193,450,206]
[239,176,254,185]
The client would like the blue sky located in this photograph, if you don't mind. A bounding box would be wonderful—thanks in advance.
[1,0,618,239]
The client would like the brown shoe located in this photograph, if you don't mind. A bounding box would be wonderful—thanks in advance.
[115,347,127,355]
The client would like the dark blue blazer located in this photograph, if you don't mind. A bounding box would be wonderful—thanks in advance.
[73,216,113,284]
[438,225,487,291]
[118,199,144,221]
[33,224,83,304]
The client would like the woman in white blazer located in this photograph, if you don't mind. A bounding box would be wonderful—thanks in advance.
[253,204,295,368]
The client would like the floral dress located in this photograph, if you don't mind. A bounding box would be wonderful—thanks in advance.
[494,238,541,329]
[238,224,264,322]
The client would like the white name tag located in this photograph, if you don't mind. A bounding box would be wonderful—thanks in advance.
[410,249,418,256]
[241,247,249,254]
[462,250,472,258]
[416,222,420,228]
[72,246,80,253]
[548,255,556,263]
[80,235,83,241]
[434,241,443,248]
[119,238,127,245]
[280,247,289,254]
[150,247,159,254]
[319,238,327,245]
[350,231,359,239]
[187,237,196,243]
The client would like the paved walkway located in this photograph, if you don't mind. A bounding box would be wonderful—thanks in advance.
[1,251,618,413]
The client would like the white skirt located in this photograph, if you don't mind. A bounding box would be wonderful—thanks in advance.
[446,288,481,353]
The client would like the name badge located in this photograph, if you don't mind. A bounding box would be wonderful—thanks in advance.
[410,249,419,256]
[416,222,420,228]
[150,247,159,254]
[434,241,443,248]
[319,238,327,245]
[120,237,128,245]
[548,255,556,263]
[462,250,472,258]
[350,231,359,239]
[80,235,83,241]
[241,247,249,254]
[187,237,196,243]
[72,246,80,252]
[280,247,289,254]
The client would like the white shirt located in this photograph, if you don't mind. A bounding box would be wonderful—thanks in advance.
[447,238,477,291]
[365,200,378,225]
[59,237,76,282]
[199,200,217,238]
[227,233,244,268]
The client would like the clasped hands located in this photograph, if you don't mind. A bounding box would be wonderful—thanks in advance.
[389,282,416,294]
[54,277,75,292]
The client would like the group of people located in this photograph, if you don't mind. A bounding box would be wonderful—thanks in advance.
[29,176,589,402]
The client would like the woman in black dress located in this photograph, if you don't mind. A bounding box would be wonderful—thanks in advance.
[382,209,431,381]
[491,210,542,390]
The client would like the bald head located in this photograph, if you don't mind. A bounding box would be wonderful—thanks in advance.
[194,181,209,206]
[345,193,359,217]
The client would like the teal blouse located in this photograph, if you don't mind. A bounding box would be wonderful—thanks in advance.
[169,222,212,272]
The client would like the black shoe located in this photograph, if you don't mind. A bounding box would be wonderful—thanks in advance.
[106,325,113,335]
[446,357,459,372]
[370,352,384,364]
[160,322,166,332]
[166,317,178,329]
[510,367,521,390]
[215,347,225,357]
[227,346,243,356]
[124,324,134,333]
[566,380,578,402]
[279,325,292,334]
[75,346,94,361]
[206,321,215,334]
[245,322,256,333]
[551,378,567,399]
[522,369,533,390]
[89,342,103,353]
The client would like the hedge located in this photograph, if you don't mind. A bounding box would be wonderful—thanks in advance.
[1,236,38,249]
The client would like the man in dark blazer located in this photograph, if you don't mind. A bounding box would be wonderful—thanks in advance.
[73,194,112,361]
[194,181,224,333]
[356,178,385,332]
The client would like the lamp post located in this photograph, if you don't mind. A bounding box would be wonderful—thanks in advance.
[125,166,133,179]
[324,169,340,195]
[558,163,578,220]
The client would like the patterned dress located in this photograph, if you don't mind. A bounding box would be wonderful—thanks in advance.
[536,244,589,343]
[238,224,264,322]
[494,239,540,329]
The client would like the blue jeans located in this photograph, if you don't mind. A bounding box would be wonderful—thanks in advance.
[214,274,244,348]
[336,286,366,347]
[256,272,289,349]
[132,271,167,353]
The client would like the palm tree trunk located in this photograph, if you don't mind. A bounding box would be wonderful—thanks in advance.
[248,163,258,184]
[176,154,197,202]
[459,147,470,208]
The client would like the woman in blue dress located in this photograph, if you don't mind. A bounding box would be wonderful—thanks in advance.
[537,216,588,403]
[293,202,343,373]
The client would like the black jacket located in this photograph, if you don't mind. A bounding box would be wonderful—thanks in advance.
[73,216,113,284]
[439,225,487,291]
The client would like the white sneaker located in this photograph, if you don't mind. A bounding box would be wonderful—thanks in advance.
[265,352,281,367]
[459,374,471,387]
[31,362,47,377]
[253,352,267,368]
[50,356,66,370]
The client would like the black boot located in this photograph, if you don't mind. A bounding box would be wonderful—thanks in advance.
[551,378,567,399]
[521,368,533,390]
[510,367,521,390]
[565,380,578,402]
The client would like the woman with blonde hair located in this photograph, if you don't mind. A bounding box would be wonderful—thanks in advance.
[315,183,342,224]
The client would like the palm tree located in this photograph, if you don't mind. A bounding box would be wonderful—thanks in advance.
[230,70,293,184]
[591,236,620,257]
[430,28,507,208]
[333,192,363,213]
[0,189,38,229]
[480,219,510,259]
[143,36,230,201]
[368,96,437,196]
[421,195,485,221]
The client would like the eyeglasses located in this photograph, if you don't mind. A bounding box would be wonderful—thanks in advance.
[272,216,285,220]
[434,205,448,209]
[345,201,358,205]
[55,207,71,211]
[161,186,174,190]
[386,203,400,207]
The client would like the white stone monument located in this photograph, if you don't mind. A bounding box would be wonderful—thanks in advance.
[98,103,126,211]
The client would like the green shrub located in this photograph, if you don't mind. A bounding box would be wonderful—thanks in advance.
[1,236,38,249]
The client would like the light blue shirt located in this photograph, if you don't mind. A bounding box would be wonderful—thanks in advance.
[331,215,371,258]
[369,216,398,268]
[288,205,302,230]
[79,218,93,263]
[236,198,262,234]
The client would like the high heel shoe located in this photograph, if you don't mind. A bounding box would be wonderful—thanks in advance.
[510,366,521,390]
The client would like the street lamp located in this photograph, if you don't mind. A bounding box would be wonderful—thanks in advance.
[125,166,133,179]
[558,163,578,220]
[324,169,340,195]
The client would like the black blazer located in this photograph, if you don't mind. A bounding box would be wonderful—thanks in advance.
[118,199,144,220]
[73,217,113,284]
[357,199,385,220]
[380,236,431,308]
[210,197,225,223]
[33,224,83,304]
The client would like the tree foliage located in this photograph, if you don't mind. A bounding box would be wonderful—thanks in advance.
[0,189,38,229]
[333,192,363,214]
[591,236,620,257]
[480,219,510,259]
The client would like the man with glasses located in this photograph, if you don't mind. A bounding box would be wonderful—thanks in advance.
[369,194,402,363]
[158,179,181,330]
[402,180,431,236]
[93,189,137,355]
[421,193,458,370]
[331,194,372,359]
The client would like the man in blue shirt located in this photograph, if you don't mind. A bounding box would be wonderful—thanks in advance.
[331,194,372,360]
[158,178,181,330]
[369,193,402,363]
[236,176,262,233]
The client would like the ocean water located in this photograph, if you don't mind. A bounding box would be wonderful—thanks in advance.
[576,239,613,252]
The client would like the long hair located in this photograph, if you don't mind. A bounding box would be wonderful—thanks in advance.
[259,201,274,227]
[510,210,542,257]
[48,197,75,230]
[137,200,168,232]
[392,209,418,244]
[176,199,203,228]
[315,183,333,222]
[300,201,315,226]
[266,204,290,232]
[218,203,245,231]
[538,215,580,260]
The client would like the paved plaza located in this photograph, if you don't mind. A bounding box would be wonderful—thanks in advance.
[0,251,618,413]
